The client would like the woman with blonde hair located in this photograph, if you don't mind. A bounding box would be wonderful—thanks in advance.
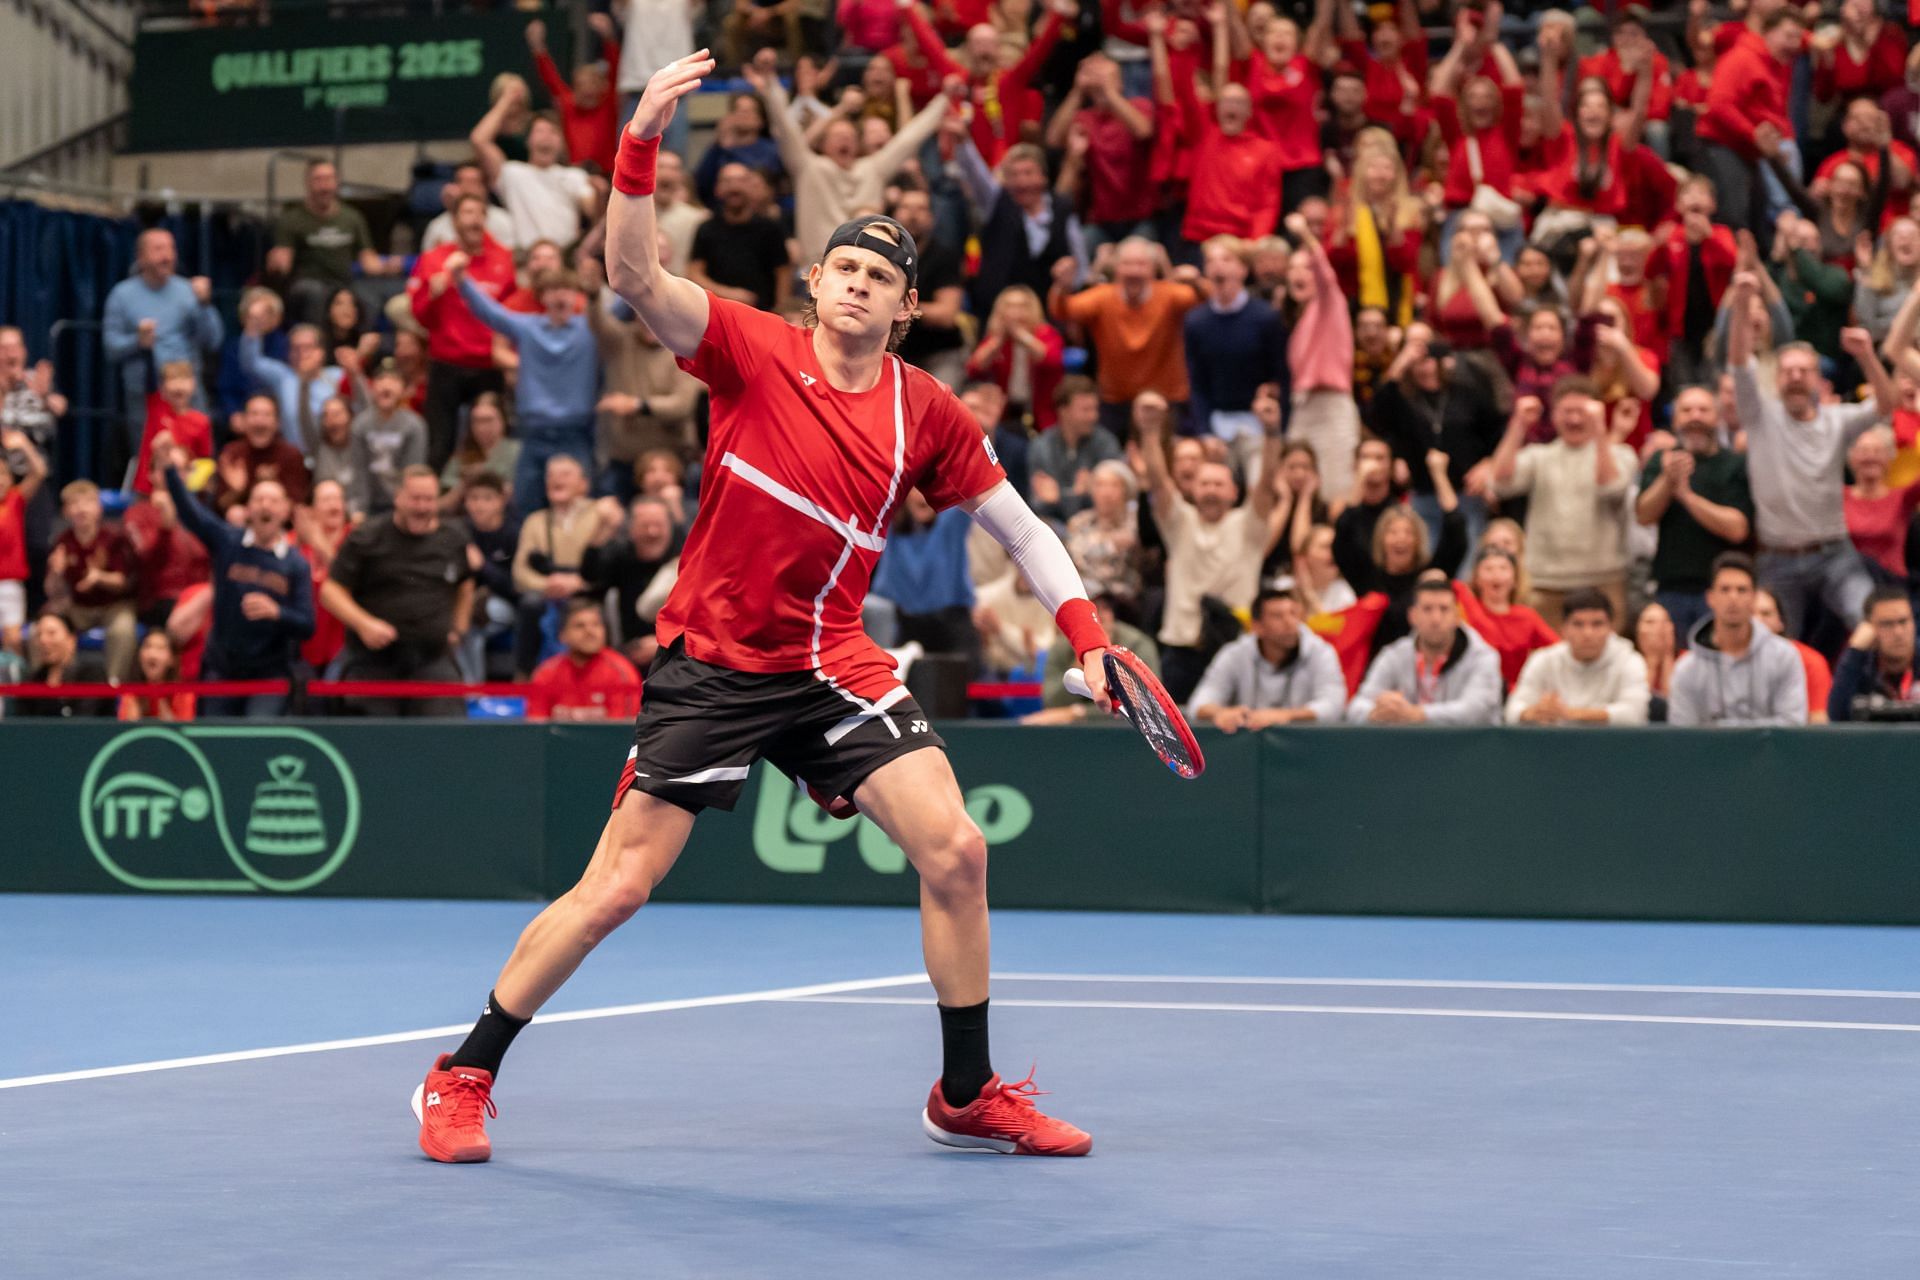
[1351,455,1467,654]
[964,284,1065,430]
[1476,516,1533,600]
[1295,522,1356,615]
[1326,129,1428,327]
[1844,425,1920,581]
[1855,218,1920,347]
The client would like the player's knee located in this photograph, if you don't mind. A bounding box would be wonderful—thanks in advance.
[579,876,649,943]
[917,821,988,902]
[578,858,656,941]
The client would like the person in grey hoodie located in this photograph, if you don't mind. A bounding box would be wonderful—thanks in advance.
[1669,552,1807,726]
[1505,587,1651,725]
[1189,587,1347,728]
[1348,574,1503,725]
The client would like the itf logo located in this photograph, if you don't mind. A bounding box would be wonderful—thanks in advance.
[80,727,360,893]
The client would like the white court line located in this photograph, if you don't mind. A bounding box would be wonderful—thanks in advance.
[792,995,1920,1033]
[991,973,1920,1000]
[0,974,927,1092]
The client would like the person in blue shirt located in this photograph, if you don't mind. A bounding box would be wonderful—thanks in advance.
[161,451,315,718]
[870,489,979,671]
[455,263,598,514]
[235,290,350,456]
[102,229,223,466]
[1184,237,1288,475]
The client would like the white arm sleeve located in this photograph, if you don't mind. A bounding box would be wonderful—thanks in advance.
[965,482,1088,617]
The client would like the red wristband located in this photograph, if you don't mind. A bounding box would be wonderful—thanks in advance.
[1054,598,1110,659]
[612,132,661,197]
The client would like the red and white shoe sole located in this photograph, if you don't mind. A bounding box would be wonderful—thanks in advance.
[411,1083,492,1163]
[921,1110,1092,1156]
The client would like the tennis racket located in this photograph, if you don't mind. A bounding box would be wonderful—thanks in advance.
[1064,647,1206,780]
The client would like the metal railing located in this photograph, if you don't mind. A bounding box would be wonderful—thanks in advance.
[1,111,129,180]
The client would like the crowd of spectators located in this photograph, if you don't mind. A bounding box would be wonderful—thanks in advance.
[7,0,1920,729]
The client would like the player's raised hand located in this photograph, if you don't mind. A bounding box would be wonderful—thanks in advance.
[630,49,716,141]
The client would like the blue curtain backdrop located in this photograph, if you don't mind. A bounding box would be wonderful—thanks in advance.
[0,199,268,484]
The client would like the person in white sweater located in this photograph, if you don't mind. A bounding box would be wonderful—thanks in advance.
[742,50,961,269]
[1505,587,1650,725]
[1489,379,1639,630]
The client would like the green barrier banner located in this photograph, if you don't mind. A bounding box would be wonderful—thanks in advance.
[128,12,552,152]
[9,721,1920,924]
[1260,727,1920,924]
[2,723,546,899]
[541,725,1264,913]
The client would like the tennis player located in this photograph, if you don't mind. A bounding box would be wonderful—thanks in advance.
[413,51,1114,1162]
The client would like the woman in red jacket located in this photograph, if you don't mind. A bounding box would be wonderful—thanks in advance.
[965,286,1066,432]
[1458,546,1558,691]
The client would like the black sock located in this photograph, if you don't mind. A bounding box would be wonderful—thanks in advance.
[446,990,531,1078]
[938,999,993,1107]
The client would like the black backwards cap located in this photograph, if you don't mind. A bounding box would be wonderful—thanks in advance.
[824,214,919,292]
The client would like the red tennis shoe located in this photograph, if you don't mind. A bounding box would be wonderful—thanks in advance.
[922,1070,1092,1156]
[411,1054,497,1163]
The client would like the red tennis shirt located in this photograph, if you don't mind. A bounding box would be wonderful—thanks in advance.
[662,295,1005,698]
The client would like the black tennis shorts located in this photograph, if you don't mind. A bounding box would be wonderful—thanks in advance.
[612,640,946,815]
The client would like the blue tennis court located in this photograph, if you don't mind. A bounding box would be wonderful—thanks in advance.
[8,895,1919,1278]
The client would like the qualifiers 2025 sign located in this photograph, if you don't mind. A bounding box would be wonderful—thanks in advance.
[128,11,559,153]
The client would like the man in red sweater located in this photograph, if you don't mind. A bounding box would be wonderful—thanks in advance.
[526,16,622,175]
[1153,7,1279,248]
[1698,9,1807,248]
[1047,54,1156,244]
[408,194,516,470]
[901,0,1074,166]
[527,598,642,721]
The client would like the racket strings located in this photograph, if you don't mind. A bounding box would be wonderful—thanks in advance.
[1113,664,1194,772]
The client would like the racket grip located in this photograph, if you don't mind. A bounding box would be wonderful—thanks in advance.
[1064,668,1092,701]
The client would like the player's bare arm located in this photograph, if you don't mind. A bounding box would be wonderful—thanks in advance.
[605,51,717,359]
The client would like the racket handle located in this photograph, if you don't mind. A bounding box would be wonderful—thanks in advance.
[1063,668,1092,701]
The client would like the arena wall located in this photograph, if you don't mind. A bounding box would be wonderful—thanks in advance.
[7,722,1917,923]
